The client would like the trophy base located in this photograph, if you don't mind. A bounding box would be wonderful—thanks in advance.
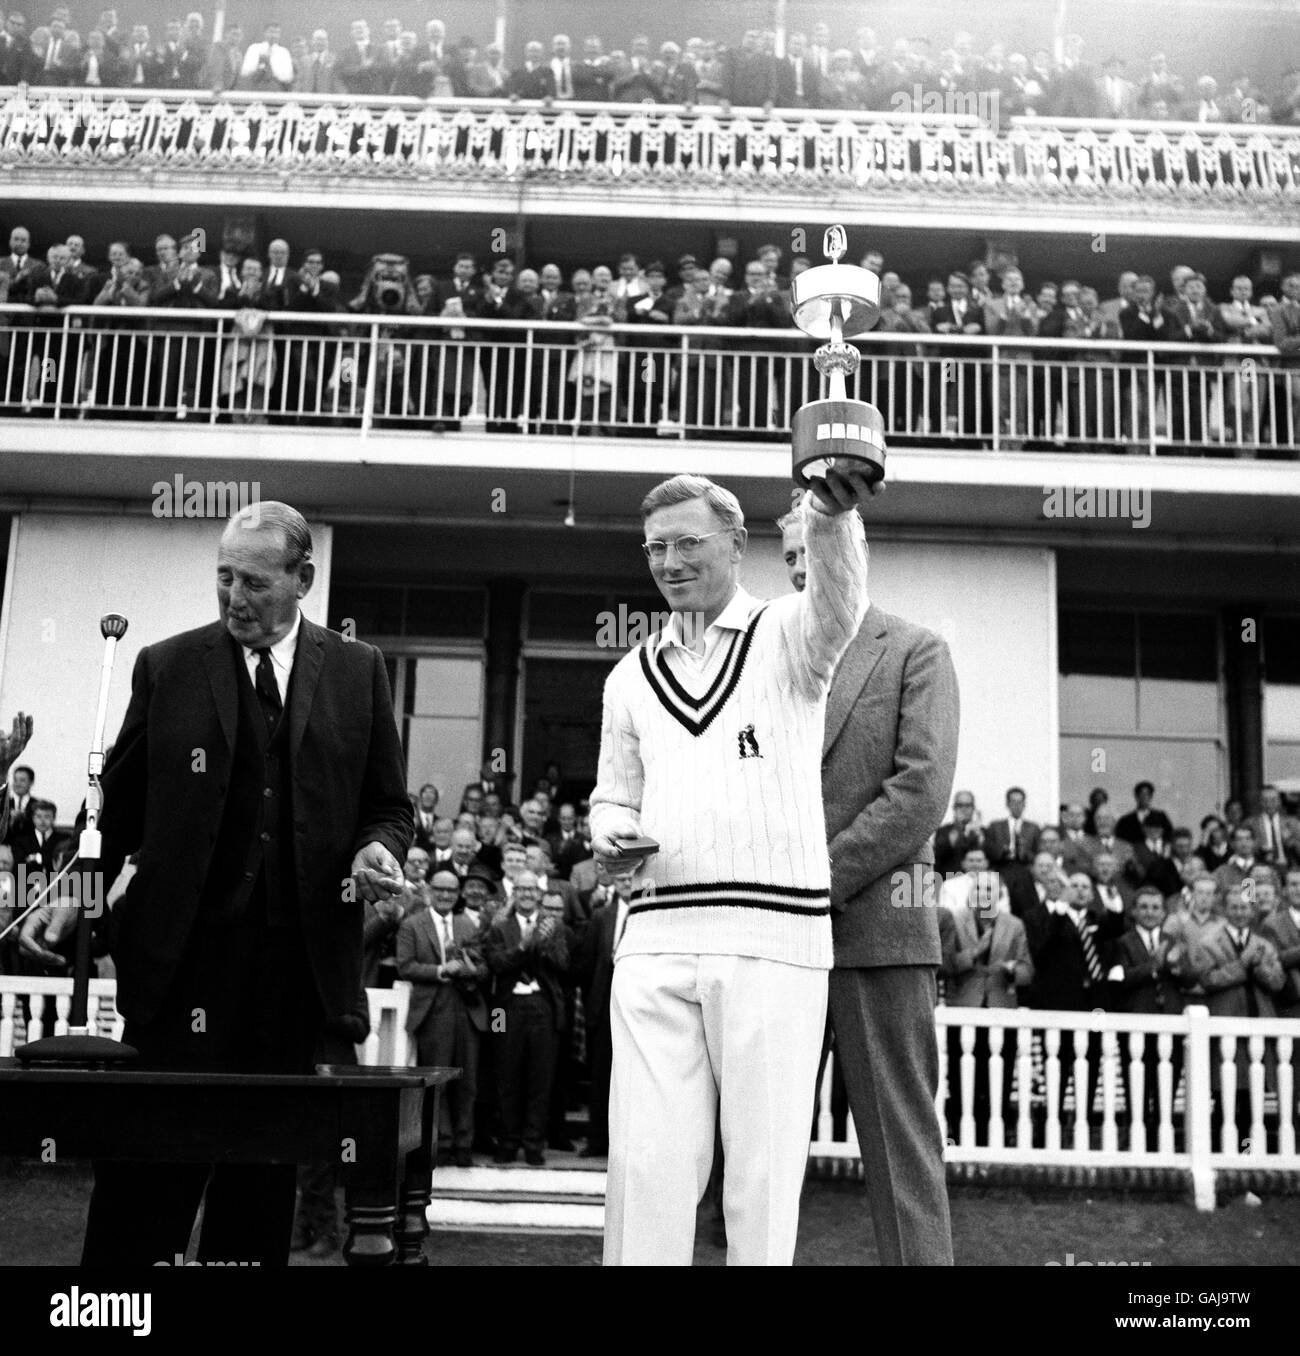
[792,400,886,488]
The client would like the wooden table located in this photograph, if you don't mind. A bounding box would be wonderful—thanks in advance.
[0,1059,457,1266]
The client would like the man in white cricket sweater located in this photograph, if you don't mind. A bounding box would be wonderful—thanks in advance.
[590,469,874,1266]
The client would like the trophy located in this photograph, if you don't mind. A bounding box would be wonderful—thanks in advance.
[790,225,886,487]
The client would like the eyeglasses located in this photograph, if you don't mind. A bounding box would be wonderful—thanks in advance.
[642,531,728,563]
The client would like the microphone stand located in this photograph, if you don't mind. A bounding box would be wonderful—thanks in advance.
[17,613,138,1064]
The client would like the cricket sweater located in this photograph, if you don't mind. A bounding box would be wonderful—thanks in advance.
[589,501,868,969]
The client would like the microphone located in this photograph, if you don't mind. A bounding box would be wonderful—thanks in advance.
[80,613,128,861]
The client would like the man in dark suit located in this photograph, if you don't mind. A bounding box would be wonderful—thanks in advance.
[483,870,569,1165]
[1116,780,1174,846]
[506,40,555,99]
[397,869,487,1166]
[933,791,984,876]
[573,864,646,1158]
[546,802,591,881]
[80,500,412,1268]
[1163,273,1227,446]
[0,12,35,83]
[1107,886,1184,1140]
[1024,871,1126,1129]
[434,254,483,315]
[984,787,1040,871]
[3,763,35,845]
[776,30,822,108]
[927,271,986,441]
[411,782,440,853]
[9,799,71,872]
[12,242,88,409]
[781,508,959,1265]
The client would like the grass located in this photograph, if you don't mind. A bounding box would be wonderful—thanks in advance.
[2,1159,1298,1267]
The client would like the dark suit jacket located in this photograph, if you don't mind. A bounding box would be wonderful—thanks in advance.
[483,912,568,1024]
[824,606,959,968]
[775,54,822,107]
[10,828,73,873]
[100,616,413,1027]
[1023,901,1126,1009]
[933,821,984,876]
[928,301,986,336]
[13,266,88,309]
[1112,926,1184,1013]
[1115,808,1174,845]
[506,63,556,100]
[396,908,488,1033]
[984,818,1041,867]
[545,831,591,880]
[573,900,618,1035]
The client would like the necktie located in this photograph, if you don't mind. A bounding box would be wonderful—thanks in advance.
[794,59,803,98]
[1074,911,1103,982]
[253,648,283,732]
[1272,815,1283,855]
[439,915,450,962]
[1009,821,1019,860]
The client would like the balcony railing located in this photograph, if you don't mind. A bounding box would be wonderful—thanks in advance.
[3,305,1295,456]
[1,88,1298,203]
[3,975,1296,1207]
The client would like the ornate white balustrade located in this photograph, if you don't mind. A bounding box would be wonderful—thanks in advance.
[0,89,1297,209]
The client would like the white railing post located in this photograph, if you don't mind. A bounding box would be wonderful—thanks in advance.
[360,321,379,436]
[1184,1004,1215,1210]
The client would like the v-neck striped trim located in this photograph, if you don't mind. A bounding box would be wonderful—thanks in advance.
[638,603,768,736]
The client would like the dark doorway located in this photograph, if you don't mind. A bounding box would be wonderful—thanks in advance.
[520,656,616,805]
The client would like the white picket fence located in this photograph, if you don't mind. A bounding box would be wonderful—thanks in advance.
[4,978,1298,1208]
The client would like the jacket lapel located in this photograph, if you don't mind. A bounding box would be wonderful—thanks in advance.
[202,622,239,751]
[288,617,325,762]
[824,607,887,757]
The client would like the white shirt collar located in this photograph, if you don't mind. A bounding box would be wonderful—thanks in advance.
[240,608,302,696]
[1290,905,1300,929]
[659,585,756,653]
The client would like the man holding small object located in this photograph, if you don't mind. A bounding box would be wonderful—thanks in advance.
[79,501,412,1267]
[591,467,873,1265]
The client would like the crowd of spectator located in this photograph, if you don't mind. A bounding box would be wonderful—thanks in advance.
[0,9,1296,126]
[2,219,1297,448]
[934,779,1300,1148]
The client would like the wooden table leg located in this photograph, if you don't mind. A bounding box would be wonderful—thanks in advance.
[395,1084,440,1265]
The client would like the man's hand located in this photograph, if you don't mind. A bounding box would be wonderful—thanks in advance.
[805,464,884,517]
[0,712,32,778]
[350,842,405,902]
[591,813,642,863]
[18,903,74,968]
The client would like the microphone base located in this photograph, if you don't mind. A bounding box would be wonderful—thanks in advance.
[16,1035,139,1066]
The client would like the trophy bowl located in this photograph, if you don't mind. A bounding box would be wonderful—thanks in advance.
[790,265,882,339]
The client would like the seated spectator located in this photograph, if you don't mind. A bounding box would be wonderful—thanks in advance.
[397,868,487,1166]
[484,869,569,1165]
[1249,784,1299,867]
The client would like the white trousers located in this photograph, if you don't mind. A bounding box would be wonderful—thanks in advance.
[603,952,828,1266]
